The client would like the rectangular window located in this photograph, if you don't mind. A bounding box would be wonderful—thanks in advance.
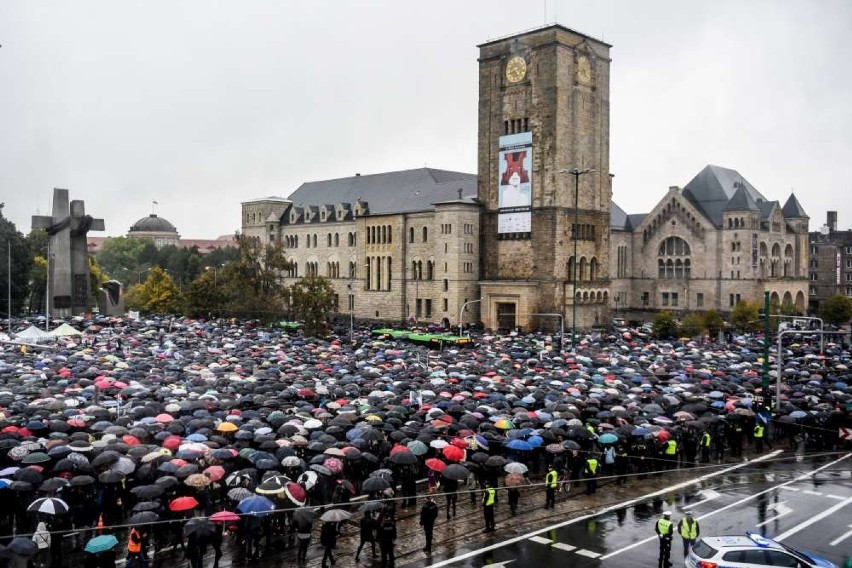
[730,294,735,307]
[846,273,852,282]
[735,294,741,304]
[416,299,423,317]
[671,292,678,307]
[846,246,852,255]
[425,299,433,318]
[442,298,448,311]
[809,286,817,296]
[847,286,852,296]
[810,273,818,281]
[696,293,704,308]
[661,292,669,306]
[348,294,355,311]
[642,292,649,306]
[847,259,852,269]
[443,279,449,291]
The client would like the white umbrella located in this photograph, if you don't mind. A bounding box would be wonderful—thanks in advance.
[27,497,69,515]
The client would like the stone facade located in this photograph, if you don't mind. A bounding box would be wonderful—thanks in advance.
[477,25,613,331]
[808,211,852,312]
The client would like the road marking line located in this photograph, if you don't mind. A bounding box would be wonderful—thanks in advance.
[425,449,784,568]
[756,502,793,527]
[552,543,576,552]
[802,490,823,496]
[829,524,852,547]
[775,494,852,542]
[826,494,845,500]
[576,549,600,558]
[780,486,800,492]
[682,489,721,510]
[599,452,850,561]
[529,536,551,545]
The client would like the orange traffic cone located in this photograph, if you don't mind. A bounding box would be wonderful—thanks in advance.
[97,514,105,531]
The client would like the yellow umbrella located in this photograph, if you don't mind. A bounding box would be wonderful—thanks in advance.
[216,422,238,433]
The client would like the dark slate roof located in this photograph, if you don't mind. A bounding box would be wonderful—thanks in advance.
[723,185,760,212]
[782,193,809,218]
[682,165,767,228]
[758,200,778,222]
[610,202,631,230]
[286,168,477,215]
[628,213,648,228]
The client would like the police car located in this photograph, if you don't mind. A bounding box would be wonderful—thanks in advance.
[685,532,837,567]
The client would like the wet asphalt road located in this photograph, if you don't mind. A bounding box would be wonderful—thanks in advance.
[412,451,851,568]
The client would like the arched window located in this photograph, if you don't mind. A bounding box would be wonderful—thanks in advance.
[567,257,576,280]
[589,257,598,281]
[426,261,434,280]
[658,236,691,279]
[334,233,339,247]
[579,257,588,281]
[422,227,428,242]
[409,227,414,243]
[387,226,392,243]
[658,259,665,278]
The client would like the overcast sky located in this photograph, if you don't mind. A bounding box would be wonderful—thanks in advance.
[1,0,850,239]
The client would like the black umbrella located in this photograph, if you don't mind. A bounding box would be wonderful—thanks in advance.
[361,477,391,493]
[131,485,164,499]
[128,511,159,525]
[98,471,124,484]
[442,464,470,481]
[70,475,95,487]
[387,451,417,465]
[183,518,216,538]
[8,537,38,556]
[132,501,161,512]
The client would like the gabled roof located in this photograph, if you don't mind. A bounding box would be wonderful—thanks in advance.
[610,202,631,231]
[682,165,767,227]
[782,193,809,218]
[723,185,760,212]
[286,168,477,215]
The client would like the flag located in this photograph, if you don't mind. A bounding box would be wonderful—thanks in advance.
[152,200,159,205]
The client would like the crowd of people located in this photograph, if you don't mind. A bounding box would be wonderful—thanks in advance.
[0,315,848,567]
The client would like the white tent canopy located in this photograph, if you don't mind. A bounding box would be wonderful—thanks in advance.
[16,325,55,344]
[49,323,83,337]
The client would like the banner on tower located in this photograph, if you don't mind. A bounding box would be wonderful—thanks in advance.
[497,132,532,234]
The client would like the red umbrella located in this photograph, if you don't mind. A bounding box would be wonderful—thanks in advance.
[122,435,141,446]
[203,466,225,482]
[442,445,465,463]
[450,438,469,448]
[425,458,447,472]
[162,436,182,451]
[284,482,306,506]
[389,444,409,455]
[168,496,198,512]
[210,510,240,523]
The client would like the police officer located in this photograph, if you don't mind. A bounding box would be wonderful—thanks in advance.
[583,453,599,495]
[482,482,497,532]
[544,464,558,508]
[677,511,700,557]
[753,421,772,453]
[656,511,674,568]
[699,430,712,463]
[664,437,679,469]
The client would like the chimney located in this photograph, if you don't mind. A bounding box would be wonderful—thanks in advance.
[828,211,837,232]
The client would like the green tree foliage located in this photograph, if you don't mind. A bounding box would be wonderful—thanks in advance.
[652,310,679,339]
[730,300,761,332]
[819,294,852,326]
[679,313,705,338]
[703,309,725,338]
[125,267,183,314]
[0,207,34,318]
[95,237,147,286]
[88,256,108,307]
[289,276,336,338]
[183,267,227,318]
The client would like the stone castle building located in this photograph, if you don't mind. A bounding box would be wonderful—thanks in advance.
[241,24,809,330]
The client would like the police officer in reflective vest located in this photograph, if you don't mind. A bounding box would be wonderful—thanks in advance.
[655,511,674,568]
[753,422,772,453]
[127,526,147,568]
[482,482,497,532]
[699,430,712,463]
[544,465,558,509]
[664,438,678,469]
[583,453,599,495]
[677,510,700,557]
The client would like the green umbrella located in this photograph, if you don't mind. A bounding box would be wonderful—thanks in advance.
[84,534,119,554]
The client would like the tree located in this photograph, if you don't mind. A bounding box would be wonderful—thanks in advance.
[703,309,725,338]
[819,294,852,326]
[0,207,33,318]
[679,313,704,338]
[652,310,679,339]
[289,276,336,338]
[730,300,760,333]
[95,237,147,286]
[183,268,226,318]
[124,267,183,314]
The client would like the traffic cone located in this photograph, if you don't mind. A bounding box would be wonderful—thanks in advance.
[97,514,105,531]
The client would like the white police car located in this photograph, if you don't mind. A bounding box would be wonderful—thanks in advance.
[685,532,837,567]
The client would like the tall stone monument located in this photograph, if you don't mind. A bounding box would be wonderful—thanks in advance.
[32,188,105,317]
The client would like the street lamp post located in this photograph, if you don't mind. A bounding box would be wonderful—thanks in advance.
[458,298,483,338]
[138,267,153,284]
[559,168,595,349]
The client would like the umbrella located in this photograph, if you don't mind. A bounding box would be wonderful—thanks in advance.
[361,476,391,493]
[127,511,159,525]
[237,495,275,516]
[505,473,525,487]
[284,482,307,506]
[504,462,528,474]
[505,439,533,451]
[131,485,164,499]
[320,508,352,522]
[168,496,198,512]
[256,478,286,495]
[441,463,470,481]
[184,474,211,489]
[387,451,417,465]
[425,458,447,472]
[8,537,38,556]
[27,497,69,515]
[442,445,465,462]
[84,534,119,554]
[183,518,216,538]
[210,510,241,523]
[598,433,619,445]
[228,487,253,501]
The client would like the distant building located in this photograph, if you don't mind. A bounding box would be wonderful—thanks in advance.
[86,213,236,254]
[808,211,852,312]
[610,165,810,317]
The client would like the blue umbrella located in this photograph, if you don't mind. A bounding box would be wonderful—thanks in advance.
[631,427,651,437]
[505,439,533,451]
[237,495,275,516]
[84,535,119,554]
[789,410,808,419]
[527,435,544,448]
[599,433,619,444]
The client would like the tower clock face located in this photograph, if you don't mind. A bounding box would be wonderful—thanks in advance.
[505,56,527,83]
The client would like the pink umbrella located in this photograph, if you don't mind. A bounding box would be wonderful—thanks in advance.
[203,466,225,482]
[155,414,174,424]
[323,458,343,475]
[210,510,240,523]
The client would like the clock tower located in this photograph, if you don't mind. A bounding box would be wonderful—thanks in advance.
[477,25,613,332]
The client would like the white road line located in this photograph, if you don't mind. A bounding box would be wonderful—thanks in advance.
[826,494,845,501]
[682,489,721,510]
[780,486,800,492]
[529,536,551,545]
[829,524,852,547]
[598,452,851,560]
[425,449,784,568]
[576,549,601,558]
[552,543,576,552]
[802,490,823,496]
[756,503,793,527]
[775,494,852,542]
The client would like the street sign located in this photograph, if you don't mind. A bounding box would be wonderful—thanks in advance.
[840,427,852,441]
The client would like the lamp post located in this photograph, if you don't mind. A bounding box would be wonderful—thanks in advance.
[559,168,595,349]
[458,298,483,338]
[137,267,152,284]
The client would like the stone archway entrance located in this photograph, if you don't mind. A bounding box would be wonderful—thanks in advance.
[496,302,517,331]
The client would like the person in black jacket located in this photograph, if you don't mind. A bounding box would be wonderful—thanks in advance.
[377,515,397,568]
[355,512,376,561]
[320,521,338,568]
[419,497,439,553]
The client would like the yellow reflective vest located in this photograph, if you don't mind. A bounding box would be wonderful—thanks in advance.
[656,518,673,537]
[545,470,558,488]
[754,425,765,438]
[483,488,496,506]
[678,518,698,539]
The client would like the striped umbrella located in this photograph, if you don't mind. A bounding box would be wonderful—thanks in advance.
[27,497,69,515]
